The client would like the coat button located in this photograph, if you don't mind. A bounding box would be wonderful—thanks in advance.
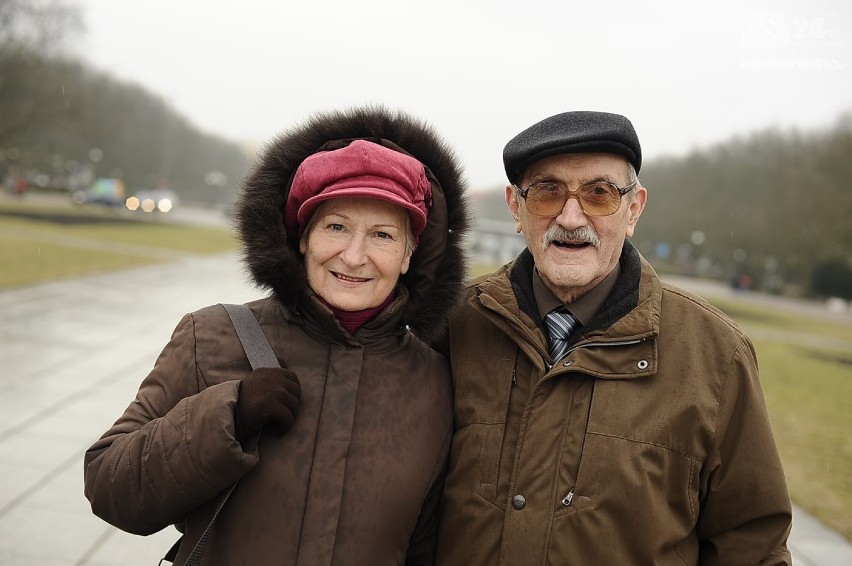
[511,495,526,510]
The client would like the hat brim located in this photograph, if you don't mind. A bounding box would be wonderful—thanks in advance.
[296,187,428,238]
[509,140,639,184]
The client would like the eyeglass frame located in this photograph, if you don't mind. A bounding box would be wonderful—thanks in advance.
[512,178,639,217]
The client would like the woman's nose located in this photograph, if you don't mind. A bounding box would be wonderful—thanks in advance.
[339,235,368,266]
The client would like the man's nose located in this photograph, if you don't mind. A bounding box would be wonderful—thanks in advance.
[554,195,588,228]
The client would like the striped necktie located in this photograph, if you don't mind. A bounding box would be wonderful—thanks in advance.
[545,308,579,362]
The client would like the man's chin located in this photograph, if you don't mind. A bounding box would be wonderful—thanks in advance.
[542,244,596,266]
[539,266,596,293]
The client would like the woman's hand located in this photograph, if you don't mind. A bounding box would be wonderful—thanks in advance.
[235,368,301,442]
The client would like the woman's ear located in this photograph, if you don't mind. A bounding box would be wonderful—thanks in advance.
[400,251,412,275]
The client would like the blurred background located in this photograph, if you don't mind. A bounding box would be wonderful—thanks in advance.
[1,0,850,563]
[2,0,850,299]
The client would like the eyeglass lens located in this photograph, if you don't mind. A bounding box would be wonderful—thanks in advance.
[525,182,622,217]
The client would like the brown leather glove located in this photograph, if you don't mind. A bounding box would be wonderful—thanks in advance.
[234,367,301,443]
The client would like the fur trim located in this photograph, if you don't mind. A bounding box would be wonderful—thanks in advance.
[234,105,471,344]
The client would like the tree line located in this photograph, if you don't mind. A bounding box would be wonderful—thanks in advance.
[636,117,852,299]
[0,0,251,206]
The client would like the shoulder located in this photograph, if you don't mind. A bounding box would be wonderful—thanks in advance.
[657,282,758,389]
[183,298,287,379]
[189,297,285,327]
[660,282,746,341]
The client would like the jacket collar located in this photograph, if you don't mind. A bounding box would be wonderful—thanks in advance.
[473,241,662,379]
[286,285,411,349]
[506,241,646,342]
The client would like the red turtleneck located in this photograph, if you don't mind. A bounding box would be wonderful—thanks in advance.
[320,293,396,334]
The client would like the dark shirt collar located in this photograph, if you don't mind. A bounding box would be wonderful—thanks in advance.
[533,263,622,325]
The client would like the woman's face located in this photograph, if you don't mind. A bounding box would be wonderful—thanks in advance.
[300,197,412,311]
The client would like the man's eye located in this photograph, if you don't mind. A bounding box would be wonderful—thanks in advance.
[585,183,614,197]
[535,183,561,194]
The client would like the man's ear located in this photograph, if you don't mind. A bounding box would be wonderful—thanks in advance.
[505,185,522,233]
[625,185,648,238]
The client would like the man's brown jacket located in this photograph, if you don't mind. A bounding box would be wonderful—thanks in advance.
[437,243,792,565]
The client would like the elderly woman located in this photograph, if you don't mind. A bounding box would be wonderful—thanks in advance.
[83,106,469,565]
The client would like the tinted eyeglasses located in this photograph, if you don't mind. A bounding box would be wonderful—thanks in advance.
[513,179,638,217]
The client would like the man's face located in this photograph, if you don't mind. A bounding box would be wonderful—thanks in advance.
[506,152,647,303]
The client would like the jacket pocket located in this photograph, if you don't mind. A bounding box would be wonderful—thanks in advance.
[553,432,699,530]
[474,423,507,509]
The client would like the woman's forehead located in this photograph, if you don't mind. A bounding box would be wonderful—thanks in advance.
[314,197,407,223]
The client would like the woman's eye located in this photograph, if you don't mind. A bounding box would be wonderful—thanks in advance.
[327,223,344,232]
[375,231,392,240]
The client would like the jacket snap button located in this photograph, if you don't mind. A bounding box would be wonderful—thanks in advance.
[637,360,649,369]
[511,495,526,510]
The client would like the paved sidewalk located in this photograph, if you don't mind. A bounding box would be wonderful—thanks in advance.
[0,253,850,564]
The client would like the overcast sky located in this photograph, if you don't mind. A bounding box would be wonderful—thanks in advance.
[74,0,851,189]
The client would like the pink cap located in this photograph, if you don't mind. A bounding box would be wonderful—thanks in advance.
[285,140,432,240]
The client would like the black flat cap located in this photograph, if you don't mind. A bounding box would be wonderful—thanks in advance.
[503,111,642,184]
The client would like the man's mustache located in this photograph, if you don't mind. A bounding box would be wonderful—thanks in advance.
[542,225,601,249]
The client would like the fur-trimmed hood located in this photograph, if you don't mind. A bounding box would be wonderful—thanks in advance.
[234,105,470,344]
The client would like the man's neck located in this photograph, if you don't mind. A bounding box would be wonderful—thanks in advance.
[533,265,621,326]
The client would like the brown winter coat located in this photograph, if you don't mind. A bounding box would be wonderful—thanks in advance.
[84,106,470,565]
[436,243,792,565]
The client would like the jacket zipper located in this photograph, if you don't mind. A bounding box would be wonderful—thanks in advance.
[496,348,521,497]
[561,380,596,506]
[547,337,646,370]
[562,358,600,507]
[563,337,646,360]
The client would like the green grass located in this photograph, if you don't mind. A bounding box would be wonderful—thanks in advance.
[710,296,852,340]
[0,200,238,289]
[753,340,852,539]
[0,234,164,288]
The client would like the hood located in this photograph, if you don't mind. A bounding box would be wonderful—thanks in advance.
[234,105,470,344]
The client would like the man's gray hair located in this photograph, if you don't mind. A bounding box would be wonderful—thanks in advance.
[625,163,641,204]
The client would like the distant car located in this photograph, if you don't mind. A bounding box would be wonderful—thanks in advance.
[125,188,179,213]
[71,178,126,207]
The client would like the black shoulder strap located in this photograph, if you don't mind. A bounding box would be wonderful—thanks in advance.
[159,303,279,566]
[222,303,281,370]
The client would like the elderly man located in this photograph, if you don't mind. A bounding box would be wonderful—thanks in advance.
[436,111,792,565]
